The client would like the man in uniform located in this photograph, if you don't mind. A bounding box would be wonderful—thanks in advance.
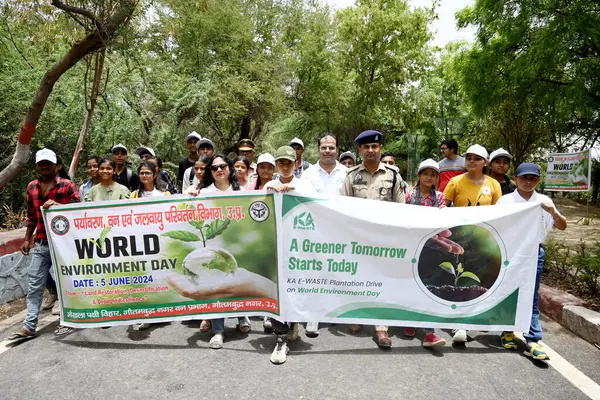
[342,130,406,348]
[237,139,257,176]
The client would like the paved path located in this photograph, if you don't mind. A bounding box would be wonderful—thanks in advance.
[0,312,599,400]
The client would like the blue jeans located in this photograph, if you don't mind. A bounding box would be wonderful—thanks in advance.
[24,243,56,332]
[211,317,250,333]
[524,246,545,343]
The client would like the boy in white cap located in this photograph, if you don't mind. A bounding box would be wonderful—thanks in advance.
[7,149,80,342]
[289,137,310,178]
[111,144,139,192]
[489,148,516,195]
[178,131,202,190]
[497,162,567,360]
[182,137,214,192]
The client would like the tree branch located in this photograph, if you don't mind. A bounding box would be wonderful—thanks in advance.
[51,0,108,39]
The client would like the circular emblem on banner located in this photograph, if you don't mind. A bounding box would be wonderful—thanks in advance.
[249,201,269,222]
[51,215,70,236]
[548,156,554,162]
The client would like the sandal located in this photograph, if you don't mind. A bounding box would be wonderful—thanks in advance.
[237,317,251,333]
[6,328,36,342]
[209,333,224,349]
[54,325,75,336]
[200,320,211,332]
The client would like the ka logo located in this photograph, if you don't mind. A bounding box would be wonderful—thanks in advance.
[51,215,70,236]
[293,212,315,230]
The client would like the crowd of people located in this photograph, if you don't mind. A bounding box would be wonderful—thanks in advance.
[7,129,567,366]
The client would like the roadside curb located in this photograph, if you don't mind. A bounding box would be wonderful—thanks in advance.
[539,283,600,346]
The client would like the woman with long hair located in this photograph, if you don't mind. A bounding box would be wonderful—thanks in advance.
[233,155,251,188]
[185,155,211,195]
[197,154,251,349]
[130,161,170,198]
[253,153,276,190]
[84,158,130,201]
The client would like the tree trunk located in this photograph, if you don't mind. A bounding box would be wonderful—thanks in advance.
[0,0,136,189]
[68,49,106,179]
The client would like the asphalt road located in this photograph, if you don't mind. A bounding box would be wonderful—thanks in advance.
[0,312,599,400]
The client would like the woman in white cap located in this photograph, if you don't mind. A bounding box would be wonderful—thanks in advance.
[443,144,502,344]
[404,159,448,347]
[253,153,276,190]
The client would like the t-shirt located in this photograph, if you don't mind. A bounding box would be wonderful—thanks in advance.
[114,168,139,192]
[201,183,233,193]
[497,190,561,243]
[85,182,130,202]
[182,166,199,192]
[131,188,169,198]
[438,156,466,192]
[263,176,316,195]
[301,161,347,196]
[443,174,502,207]
[178,158,196,185]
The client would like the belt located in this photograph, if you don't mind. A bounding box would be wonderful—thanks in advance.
[34,239,49,245]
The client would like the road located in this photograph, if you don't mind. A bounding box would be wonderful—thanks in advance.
[0,311,599,400]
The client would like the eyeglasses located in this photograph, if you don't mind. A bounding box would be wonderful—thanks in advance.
[210,163,228,172]
[440,147,448,151]
[139,171,153,176]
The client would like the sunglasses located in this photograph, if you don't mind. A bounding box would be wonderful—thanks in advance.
[210,163,228,172]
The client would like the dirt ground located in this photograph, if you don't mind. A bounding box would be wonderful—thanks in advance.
[0,297,27,321]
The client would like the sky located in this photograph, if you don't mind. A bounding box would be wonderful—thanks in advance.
[321,0,477,48]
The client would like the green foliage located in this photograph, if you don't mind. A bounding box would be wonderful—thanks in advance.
[202,250,237,274]
[204,219,231,241]
[439,261,481,288]
[161,230,202,242]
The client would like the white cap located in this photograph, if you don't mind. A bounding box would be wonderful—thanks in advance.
[418,158,439,173]
[35,149,57,164]
[135,146,155,157]
[289,137,304,148]
[256,153,275,167]
[464,144,488,159]
[111,143,128,153]
[185,131,202,143]
[196,137,214,149]
[489,148,513,163]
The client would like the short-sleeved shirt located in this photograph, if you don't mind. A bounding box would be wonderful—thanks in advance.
[114,168,139,192]
[263,176,316,195]
[79,178,96,200]
[26,177,80,240]
[405,188,446,209]
[496,175,516,195]
[302,161,347,196]
[497,190,561,243]
[443,174,502,207]
[342,163,405,203]
[85,182,130,202]
[439,156,466,192]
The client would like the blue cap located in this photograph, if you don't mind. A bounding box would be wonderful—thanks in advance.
[515,162,540,177]
[354,130,384,145]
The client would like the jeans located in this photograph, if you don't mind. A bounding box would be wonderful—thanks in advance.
[211,317,250,333]
[46,273,57,296]
[524,246,545,343]
[24,243,56,332]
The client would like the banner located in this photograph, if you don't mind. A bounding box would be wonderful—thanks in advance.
[545,149,592,191]
[44,193,279,328]
[45,193,542,331]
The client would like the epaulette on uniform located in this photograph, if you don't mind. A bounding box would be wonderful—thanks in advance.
[346,165,361,175]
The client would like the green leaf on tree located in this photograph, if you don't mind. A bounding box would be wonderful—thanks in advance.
[189,220,205,230]
[205,219,231,240]
[162,230,201,242]
[439,262,456,276]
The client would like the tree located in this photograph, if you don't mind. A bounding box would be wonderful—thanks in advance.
[0,0,136,189]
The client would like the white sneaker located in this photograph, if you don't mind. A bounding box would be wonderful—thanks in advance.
[209,333,224,349]
[51,302,60,316]
[138,323,151,331]
[305,321,319,337]
[452,329,467,343]
[286,323,299,341]
[270,337,289,364]
[263,316,273,332]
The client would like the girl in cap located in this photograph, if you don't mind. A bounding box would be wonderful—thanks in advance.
[196,153,251,348]
[84,158,130,201]
[130,161,171,198]
[233,155,251,189]
[443,144,502,344]
[253,153,276,190]
[405,159,448,347]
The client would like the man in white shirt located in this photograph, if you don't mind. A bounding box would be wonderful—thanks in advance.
[497,162,567,361]
[302,134,347,196]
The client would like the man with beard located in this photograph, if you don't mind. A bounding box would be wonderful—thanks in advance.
[7,149,80,342]
[342,130,406,348]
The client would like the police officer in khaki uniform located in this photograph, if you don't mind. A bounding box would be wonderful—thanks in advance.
[342,129,406,348]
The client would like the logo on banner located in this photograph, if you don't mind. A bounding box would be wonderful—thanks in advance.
[293,212,315,230]
[50,215,70,236]
[249,201,270,222]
